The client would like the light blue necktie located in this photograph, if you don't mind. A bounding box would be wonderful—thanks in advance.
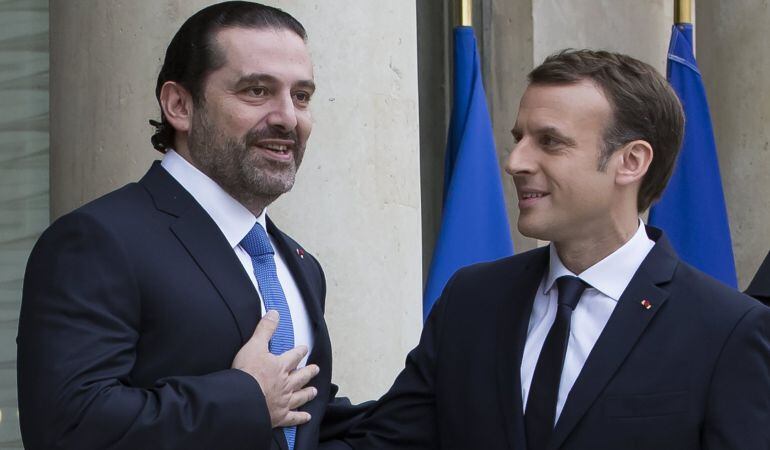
[241,223,296,450]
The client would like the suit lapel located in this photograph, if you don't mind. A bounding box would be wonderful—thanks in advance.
[549,229,679,449]
[141,162,259,343]
[498,247,549,450]
[266,217,323,331]
[272,431,289,450]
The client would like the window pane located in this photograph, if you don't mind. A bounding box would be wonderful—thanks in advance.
[0,0,49,448]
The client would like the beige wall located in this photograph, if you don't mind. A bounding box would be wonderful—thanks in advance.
[50,0,422,402]
[698,0,770,289]
[533,0,673,71]
[487,0,536,253]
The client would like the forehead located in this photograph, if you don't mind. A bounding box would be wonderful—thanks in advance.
[211,26,313,81]
[515,80,611,132]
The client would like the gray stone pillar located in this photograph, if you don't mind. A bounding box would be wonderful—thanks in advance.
[698,0,770,288]
[50,0,422,402]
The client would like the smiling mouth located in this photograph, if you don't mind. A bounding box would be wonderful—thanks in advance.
[259,142,293,155]
[521,192,548,199]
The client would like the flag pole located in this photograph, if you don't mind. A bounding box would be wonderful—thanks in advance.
[459,0,472,27]
[675,0,693,25]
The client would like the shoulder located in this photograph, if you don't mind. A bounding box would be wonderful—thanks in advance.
[429,247,548,319]
[32,183,152,260]
[77,182,153,221]
[664,260,770,343]
[449,246,548,289]
[671,261,763,316]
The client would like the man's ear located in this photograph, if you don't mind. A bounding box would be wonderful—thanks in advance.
[615,140,653,187]
[159,81,194,134]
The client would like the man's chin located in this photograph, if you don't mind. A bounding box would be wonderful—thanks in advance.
[517,219,551,242]
[247,175,296,197]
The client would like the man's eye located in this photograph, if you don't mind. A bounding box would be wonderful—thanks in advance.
[540,135,558,147]
[247,86,268,97]
[294,91,312,104]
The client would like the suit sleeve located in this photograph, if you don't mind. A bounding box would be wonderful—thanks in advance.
[17,212,272,450]
[702,303,770,450]
[339,274,458,450]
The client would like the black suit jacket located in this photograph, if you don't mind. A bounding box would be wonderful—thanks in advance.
[17,162,366,450]
[344,227,770,449]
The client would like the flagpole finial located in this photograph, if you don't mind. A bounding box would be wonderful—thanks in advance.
[459,0,472,27]
[675,0,694,25]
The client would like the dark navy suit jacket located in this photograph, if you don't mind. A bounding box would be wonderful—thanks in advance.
[344,227,770,449]
[17,162,366,450]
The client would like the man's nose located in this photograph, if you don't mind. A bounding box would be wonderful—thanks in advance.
[266,92,298,131]
[505,139,535,176]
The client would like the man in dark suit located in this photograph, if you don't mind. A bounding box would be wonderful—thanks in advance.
[747,251,770,306]
[343,50,770,449]
[17,2,364,449]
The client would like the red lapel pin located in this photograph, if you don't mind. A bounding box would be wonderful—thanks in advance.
[641,299,652,310]
[296,248,305,259]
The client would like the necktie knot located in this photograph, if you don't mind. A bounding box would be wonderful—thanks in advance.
[556,275,587,310]
[241,223,274,257]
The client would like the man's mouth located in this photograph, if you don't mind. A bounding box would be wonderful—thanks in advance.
[260,142,292,153]
[517,189,550,208]
[256,140,296,159]
[521,192,548,199]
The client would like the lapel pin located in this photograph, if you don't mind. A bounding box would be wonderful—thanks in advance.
[641,299,652,310]
[296,248,305,259]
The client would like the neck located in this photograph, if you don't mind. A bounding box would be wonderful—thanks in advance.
[234,193,276,219]
[554,214,640,274]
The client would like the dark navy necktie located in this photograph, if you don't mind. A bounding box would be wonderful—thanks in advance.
[525,275,587,450]
[241,223,296,450]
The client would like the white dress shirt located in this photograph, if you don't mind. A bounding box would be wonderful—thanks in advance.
[521,220,655,422]
[161,150,313,367]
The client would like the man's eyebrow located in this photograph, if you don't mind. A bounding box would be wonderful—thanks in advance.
[235,73,316,93]
[294,79,316,93]
[235,73,276,87]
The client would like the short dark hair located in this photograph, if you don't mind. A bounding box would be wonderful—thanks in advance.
[528,49,684,212]
[150,1,307,153]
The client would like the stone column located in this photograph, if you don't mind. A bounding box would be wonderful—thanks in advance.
[50,0,422,402]
[698,0,770,289]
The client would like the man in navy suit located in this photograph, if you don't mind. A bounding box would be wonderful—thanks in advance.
[344,50,770,449]
[17,2,365,449]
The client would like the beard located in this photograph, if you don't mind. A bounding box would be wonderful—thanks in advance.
[187,106,306,208]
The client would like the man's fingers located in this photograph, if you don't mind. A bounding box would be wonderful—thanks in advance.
[277,411,312,427]
[280,345,309,370]
[287,364,320,391]
[288,386,318,410]
[251,310,279,351]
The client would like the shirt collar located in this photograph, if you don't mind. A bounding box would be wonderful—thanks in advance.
[161,149,266,248]
[544,219,655,301]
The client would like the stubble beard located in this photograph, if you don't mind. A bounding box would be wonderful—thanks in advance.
[187,107,305,212]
